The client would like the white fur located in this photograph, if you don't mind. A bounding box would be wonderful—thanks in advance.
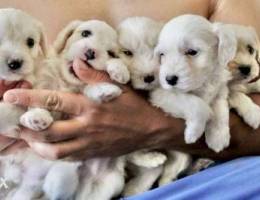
[154,15,236,152]
[0,8,56,199]
[46,20,128,200]
[118,17,191,196]
[225,24,260,129]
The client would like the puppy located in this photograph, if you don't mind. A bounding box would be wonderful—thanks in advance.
[0,8,56,200]
[224,24,260,129]
[118,17,191,196]
[43,20,129,200]
[153,15,237,152]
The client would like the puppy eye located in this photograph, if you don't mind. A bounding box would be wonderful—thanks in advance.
[81,30,92,37]
[123,50,133,57]
[107,50,119,58]
[247,45,255,55]
[26,37,35,48]
[185,49,198,56]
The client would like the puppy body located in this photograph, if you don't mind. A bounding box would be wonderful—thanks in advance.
[224,24,260,129]
[0,8,58,200]
[154,15,237,152]
[43,20,129,200]
[118,17,192,196]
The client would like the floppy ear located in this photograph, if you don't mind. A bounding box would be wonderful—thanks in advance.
[53,20,82,54]
[213,23,237,66]
[39,27,48,57]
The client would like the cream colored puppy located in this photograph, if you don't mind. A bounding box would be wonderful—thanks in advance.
[118,17,191,196]
[43,20,128,200]
[0,8,55,200]
[225,24,260,129]
[153,15,237,152]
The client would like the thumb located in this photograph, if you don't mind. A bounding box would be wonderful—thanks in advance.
[73,58,111,84]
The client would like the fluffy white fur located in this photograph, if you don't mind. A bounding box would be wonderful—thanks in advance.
[44,20,128,200]
[0,8,57,200]
[153,15,237,152]
[118,17,191,196]
[225,24,260,129]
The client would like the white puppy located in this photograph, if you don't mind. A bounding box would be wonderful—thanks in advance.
[0,8,56,200]
[225,24,260,129]
[43,20,129,200]
[153,15,237,152]
[118,17,191,196]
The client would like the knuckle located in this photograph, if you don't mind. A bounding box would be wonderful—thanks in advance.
[45,92,63,111]
[48,148,64,160]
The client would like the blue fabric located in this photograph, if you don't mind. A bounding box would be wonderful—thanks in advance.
[124,157,260,200]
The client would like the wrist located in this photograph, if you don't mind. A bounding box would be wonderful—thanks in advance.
[145,106,184,149]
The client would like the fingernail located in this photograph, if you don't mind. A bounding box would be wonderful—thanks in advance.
[4,92,18,104]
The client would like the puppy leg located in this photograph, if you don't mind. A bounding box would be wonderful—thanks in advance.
[229,91,260,129]
[158,151,191,186]
[20,108,53,131]
[77,158,125,200]
[106,58,130,84]
[151,89,211,144]
[84,82,122,103]
[206,87,230,152]
[12,159,51,200]
[127,150,167,168]
[123,166,163,197]
[0,102,25,137]
[43,162,81,200]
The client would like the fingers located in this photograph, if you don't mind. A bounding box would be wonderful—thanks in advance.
[3,89,86,115]
[19,118,85,143]
[28,137,89,160]
[0,80,32,98]
[73,58,111,84]
[0,140,28,155]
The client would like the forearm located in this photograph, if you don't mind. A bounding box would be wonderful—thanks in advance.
[149,94,260,160]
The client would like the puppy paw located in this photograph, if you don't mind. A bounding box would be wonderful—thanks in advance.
[129,151,167,168]
[84,83,122,103]
[243,106,260,129]
[20,108,53,131]
[205,127,230,153]
[184,122,205,144]
[106,59,130,84]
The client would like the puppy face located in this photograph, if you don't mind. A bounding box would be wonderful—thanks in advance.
[0,8,47,81]
[54,20,120,85]
[155,15,236,92]
[118,17,162,90]
[226,25,260,84]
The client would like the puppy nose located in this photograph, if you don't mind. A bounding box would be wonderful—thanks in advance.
[238,65,251,76]
[166,75,178,86]
[85,49,95,60]
[7,59,23,70]
[144,75,155,83]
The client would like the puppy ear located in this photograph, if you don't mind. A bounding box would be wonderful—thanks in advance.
[213,23,237,66]
[53,20,82,54]
[39,27,48,57]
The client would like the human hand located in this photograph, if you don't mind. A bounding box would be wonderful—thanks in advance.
[3,59,178,160]
[0,80,31,154]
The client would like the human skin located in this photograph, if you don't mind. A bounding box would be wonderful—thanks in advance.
[0,0,260,160]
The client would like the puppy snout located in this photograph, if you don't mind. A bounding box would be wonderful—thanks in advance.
[85,49,95,60]
[7,59,23,70]
[238,65,251,76]
[144,75,155,83]
[166,75,178,86]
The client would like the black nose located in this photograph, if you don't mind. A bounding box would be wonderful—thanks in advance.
[238,65,251,76]
[166,75,178,86]
[8,59,23,70]
[144,75,155,83]
[85,49,95,60]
